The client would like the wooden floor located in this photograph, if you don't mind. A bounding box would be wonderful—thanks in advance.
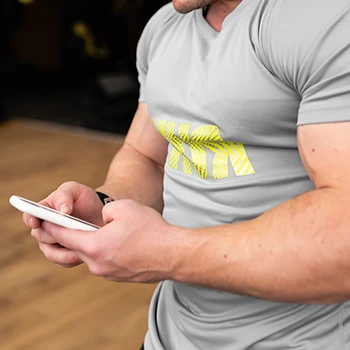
[0,119,156,350]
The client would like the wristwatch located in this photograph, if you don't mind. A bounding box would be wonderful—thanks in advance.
[96,191,115,206]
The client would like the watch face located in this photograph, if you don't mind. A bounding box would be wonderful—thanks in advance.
[104,198,115,205]
[96,192,114,205]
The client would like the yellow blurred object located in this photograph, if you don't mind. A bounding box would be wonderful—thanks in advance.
[17,0,36,4]
[73,21,110,59]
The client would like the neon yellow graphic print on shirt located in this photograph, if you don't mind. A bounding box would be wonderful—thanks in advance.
[155,120,255,180]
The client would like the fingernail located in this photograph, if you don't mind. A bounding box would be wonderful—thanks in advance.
[28,218,34,227]
[59,204,71,214]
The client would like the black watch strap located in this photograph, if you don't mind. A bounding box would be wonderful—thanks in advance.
[96,191,115,206]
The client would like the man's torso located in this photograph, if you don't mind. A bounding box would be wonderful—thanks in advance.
[137,1,350,348]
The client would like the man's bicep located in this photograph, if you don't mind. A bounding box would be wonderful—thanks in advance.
[124,102,168,167]
[297,121,350,191]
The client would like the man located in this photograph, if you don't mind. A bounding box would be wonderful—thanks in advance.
[24,0,350,349]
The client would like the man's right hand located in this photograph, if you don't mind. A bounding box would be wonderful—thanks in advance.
[23,181,104,268]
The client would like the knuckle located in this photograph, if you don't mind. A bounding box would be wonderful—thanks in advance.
[38,242,45,252]
[32,229,44,242]
[39,244,55,261]
[63,251,80,265]
[84,245,96,258]
[59,180,77,189]
[32,228,45,241]
[31,228,37,238]
[84,243,100,258]
[39,243,78,267]
[57,181,77,196]
[88,263,102,276]
[103,199,134,219]
[102,200,119,214]
[41,221,53,235]
[25,214,39,229]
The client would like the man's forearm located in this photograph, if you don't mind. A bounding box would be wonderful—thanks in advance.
[96,142,164,213]
[169,187,350,304]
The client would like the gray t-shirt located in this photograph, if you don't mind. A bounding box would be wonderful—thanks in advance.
[136,0,350,349]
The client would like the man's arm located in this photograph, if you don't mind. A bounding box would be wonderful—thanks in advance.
[26,102,168,268]
[96,102,168,213]
[43,121,350,303]
[170,121,350,304]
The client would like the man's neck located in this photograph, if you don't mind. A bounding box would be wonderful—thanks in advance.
[205,0,243,31]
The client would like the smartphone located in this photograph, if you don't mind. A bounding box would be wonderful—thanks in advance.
[9,195,100,231]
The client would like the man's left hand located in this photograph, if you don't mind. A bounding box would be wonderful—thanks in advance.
[42,200,177,283]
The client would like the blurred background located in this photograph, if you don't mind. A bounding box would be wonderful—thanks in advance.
[1,1,169,349]
[0,0,168,134]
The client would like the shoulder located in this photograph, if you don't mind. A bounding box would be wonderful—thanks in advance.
[257,0,350,88]
[255,0,350,125]
[136,3,182,92]
[260,0,350,28]
[137,2,181,63]
[139,2,180,45]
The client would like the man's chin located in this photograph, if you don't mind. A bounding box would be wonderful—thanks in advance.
[173,6,192,14]
[172,0,207,14]
[172,3,192,14]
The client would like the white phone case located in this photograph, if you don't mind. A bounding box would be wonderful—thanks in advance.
[10,195,100,231]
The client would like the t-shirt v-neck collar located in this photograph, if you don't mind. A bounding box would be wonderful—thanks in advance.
[194,0,254,39]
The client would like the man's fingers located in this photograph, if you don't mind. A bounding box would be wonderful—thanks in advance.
[23,213,41,229]
[42,221,94,254]
[39,182,80,215]
[38,242,82,267]
[22,199,52,228]
[102,199,137,225]
[31,227,58,244]
[101,200,121,224]
[23,192,71,228]
[49,183,77,213]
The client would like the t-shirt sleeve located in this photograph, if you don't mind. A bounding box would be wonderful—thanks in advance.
[258,0,350,125]
[136,3,176,103]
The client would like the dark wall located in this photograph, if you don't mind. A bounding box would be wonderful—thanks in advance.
[0,0,169,133]
[2,0,169,73]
